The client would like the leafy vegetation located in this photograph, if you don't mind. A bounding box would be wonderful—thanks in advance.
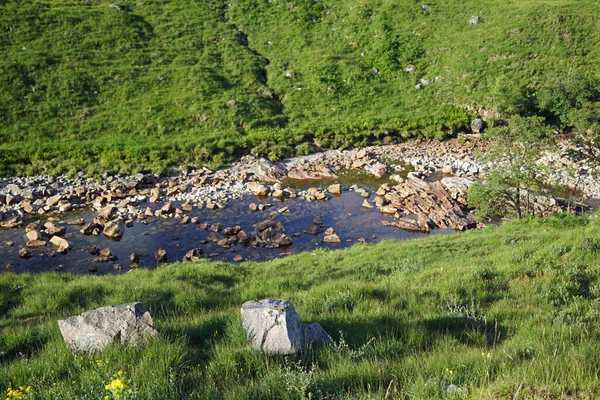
[2,0,600,175]
[468,116,554,219]
[2,214,600,398]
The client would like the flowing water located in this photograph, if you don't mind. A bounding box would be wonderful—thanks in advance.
[0,188,452,275]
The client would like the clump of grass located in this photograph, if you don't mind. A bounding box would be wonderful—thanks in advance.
[1,214,600,397]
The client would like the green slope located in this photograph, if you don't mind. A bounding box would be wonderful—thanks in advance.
[1,0,599,175]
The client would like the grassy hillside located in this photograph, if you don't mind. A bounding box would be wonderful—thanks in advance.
[1,0,600,175]
[2,214,600,398]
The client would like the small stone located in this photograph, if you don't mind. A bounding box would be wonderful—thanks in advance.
[19,248,32,259]
[327,184,341,194]
[154,248,167,263]
[323,233,340,244]
[183,248,204,261]
[26,240,47,248]
[26,230,42,241]
[312,216,322,225]
[233,255,244,262]
[362,199,374,209]
[50,236,70,252]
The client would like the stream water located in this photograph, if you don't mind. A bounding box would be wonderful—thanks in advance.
[0,180,452,275]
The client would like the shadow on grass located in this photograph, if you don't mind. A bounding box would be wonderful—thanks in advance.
[0,328,50,364]
[422,316,507,347]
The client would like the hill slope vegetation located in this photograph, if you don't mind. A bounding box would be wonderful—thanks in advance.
[1,214,600,398]
[1,0,599,175]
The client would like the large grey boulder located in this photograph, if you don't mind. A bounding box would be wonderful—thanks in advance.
[241,299,332,354]
[58,302,157,352]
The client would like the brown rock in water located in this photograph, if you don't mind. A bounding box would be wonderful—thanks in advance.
[303,225,320,235]
[233,255,244,262]
[44,222,66,237]
[0,216,22,229]
[247,182,269,196]
[5,241,14,247]
[312,216,322,225]
[362,199,374,209]
[249,203,258,211]
[154,248,167,263]
[50,236,70,253]
[183,248,204,262]
[26,239,47,248]
[80,222,97,235]
[323,228,340,244]
[130,253,140,263]
[379,206,398,215]
[26,230,42,242]
[327,184,341,195]
[103,218,125,240]
[97,205,116,220]
[236,230,250,245]
[89,245,100,256]
[381,218,430,233]
[99,248,114,259]
[19,248,32,259]
[25,221,39,232]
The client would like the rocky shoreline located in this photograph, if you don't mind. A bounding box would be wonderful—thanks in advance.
[0,137,596,269]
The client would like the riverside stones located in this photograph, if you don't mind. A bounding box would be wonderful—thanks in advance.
[323,227,341,244]
[241,299,331,354]
[50,236,70,253]
[103,218,125,240]
[58,302,157,352]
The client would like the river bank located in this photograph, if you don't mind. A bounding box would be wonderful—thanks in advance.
[0,137,595,274]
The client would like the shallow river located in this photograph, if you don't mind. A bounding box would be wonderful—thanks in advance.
[0,177,453,275]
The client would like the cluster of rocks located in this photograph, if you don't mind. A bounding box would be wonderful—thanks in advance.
[2,137,597,231]
[59,299,330,356]
[2,137,598,269]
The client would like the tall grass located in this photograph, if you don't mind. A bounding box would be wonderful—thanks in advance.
[1,213,600,398]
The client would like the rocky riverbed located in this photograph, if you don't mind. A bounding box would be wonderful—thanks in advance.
[0,137,595,274]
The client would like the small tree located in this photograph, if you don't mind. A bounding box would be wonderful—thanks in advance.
[468,116,554,219]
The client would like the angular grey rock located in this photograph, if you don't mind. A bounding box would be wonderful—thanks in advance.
[241,299,332,354]
[470,118,484,133]
[58,302,157,352]
[440,177,474,202]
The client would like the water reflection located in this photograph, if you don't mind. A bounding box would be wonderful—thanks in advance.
[0,191,452,275]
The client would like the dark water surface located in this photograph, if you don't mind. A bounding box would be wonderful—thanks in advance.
[0,190,453,275]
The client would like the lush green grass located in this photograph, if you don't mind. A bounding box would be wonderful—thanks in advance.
[1,0,600,175]
[2,213,600,398]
